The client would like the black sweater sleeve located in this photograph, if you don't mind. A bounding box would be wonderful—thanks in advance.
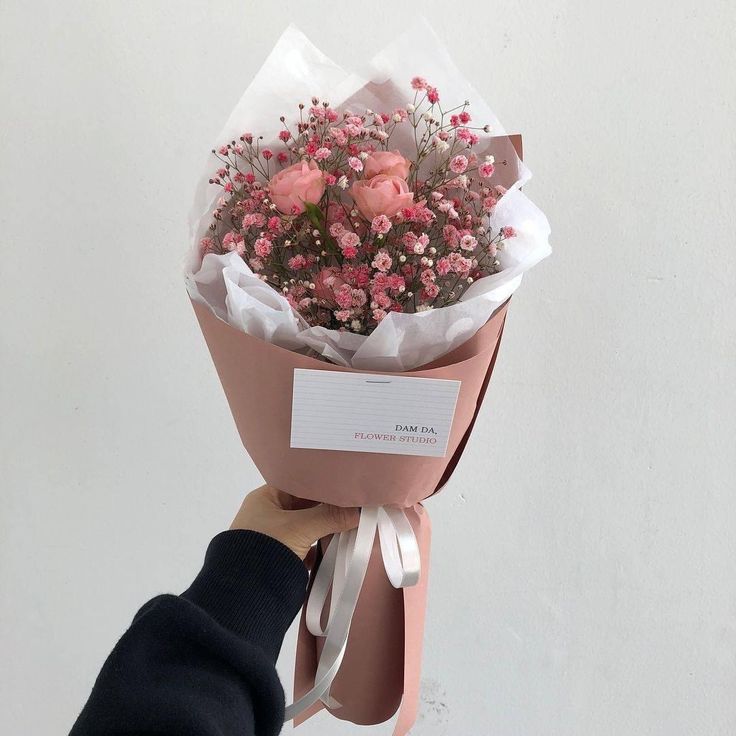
[69,530,309,736]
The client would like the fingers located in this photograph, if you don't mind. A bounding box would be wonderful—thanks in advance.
[274,488,317,511]
[296,503,360,543]
[230,486,361,558]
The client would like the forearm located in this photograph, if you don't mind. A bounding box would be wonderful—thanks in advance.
[70,531,308,736]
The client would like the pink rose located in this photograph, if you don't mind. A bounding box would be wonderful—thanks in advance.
[350,175,414,220]
[363,150,411,179]
[312,267,347,305]
[268,160,325,215]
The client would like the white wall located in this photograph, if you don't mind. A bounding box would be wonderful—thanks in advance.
[2,1,735,734]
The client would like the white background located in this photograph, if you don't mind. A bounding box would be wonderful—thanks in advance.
[1,1,735,734]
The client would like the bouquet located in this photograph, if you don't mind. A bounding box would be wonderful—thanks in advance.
[200,85,516,334]
[186,23,550,734]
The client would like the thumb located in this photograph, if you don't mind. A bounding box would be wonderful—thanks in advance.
[296,503,360,543]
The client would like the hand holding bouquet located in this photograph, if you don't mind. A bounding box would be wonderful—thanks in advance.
[186,23,550,734]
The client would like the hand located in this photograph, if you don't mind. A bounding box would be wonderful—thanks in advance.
[230,485,360,560]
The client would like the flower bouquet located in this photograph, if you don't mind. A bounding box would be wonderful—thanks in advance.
[186,23,550,734]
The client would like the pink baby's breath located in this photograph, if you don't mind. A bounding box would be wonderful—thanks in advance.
[371,249,392,273]
[456,128,479,145]
[340,232,360,250]
[288,254,307,270]
[329,127,348,146]
[482,195,498,211]
[450,155,468,174]
[222,231,245,256]
[242,213,266,228]
[202,77,516,334]
[352,288,367,306]
[387,273,404,291]
[335,284,354,309]
[254,237,272,258]
[371,215,392,234]
[448,252,472,275]
[460,234,478,251]
[436,257,451,276]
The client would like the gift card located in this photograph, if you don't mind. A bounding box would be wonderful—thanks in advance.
[290,369,461,457]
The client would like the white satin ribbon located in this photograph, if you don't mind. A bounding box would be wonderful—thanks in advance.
[284,505,421,721]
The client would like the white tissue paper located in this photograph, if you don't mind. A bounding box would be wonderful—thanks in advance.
[185,21,551,371]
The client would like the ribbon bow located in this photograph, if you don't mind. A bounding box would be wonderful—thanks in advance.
[284,505,421,720]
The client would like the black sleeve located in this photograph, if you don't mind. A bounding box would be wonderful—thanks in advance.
[69,530,309,736]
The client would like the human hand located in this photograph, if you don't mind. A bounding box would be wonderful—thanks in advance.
[230,485,360,560]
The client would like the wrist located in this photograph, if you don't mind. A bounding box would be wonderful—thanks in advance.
[181,530,309,661]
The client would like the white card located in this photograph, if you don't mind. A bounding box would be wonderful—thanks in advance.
[290,369,461,457]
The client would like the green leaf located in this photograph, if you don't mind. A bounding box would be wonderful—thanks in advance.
[304,202,325,229]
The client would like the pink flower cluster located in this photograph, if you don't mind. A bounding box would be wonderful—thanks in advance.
[200,79,517,335]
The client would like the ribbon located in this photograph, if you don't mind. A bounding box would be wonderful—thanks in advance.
[284,505,421,721]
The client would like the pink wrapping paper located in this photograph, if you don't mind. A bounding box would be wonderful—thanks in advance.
[294,505,432,731]
[191,299,508,508]
[191,297,509,730]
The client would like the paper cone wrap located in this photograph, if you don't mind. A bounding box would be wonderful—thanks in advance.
[191,298,508,730]
[191,299,508,507]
